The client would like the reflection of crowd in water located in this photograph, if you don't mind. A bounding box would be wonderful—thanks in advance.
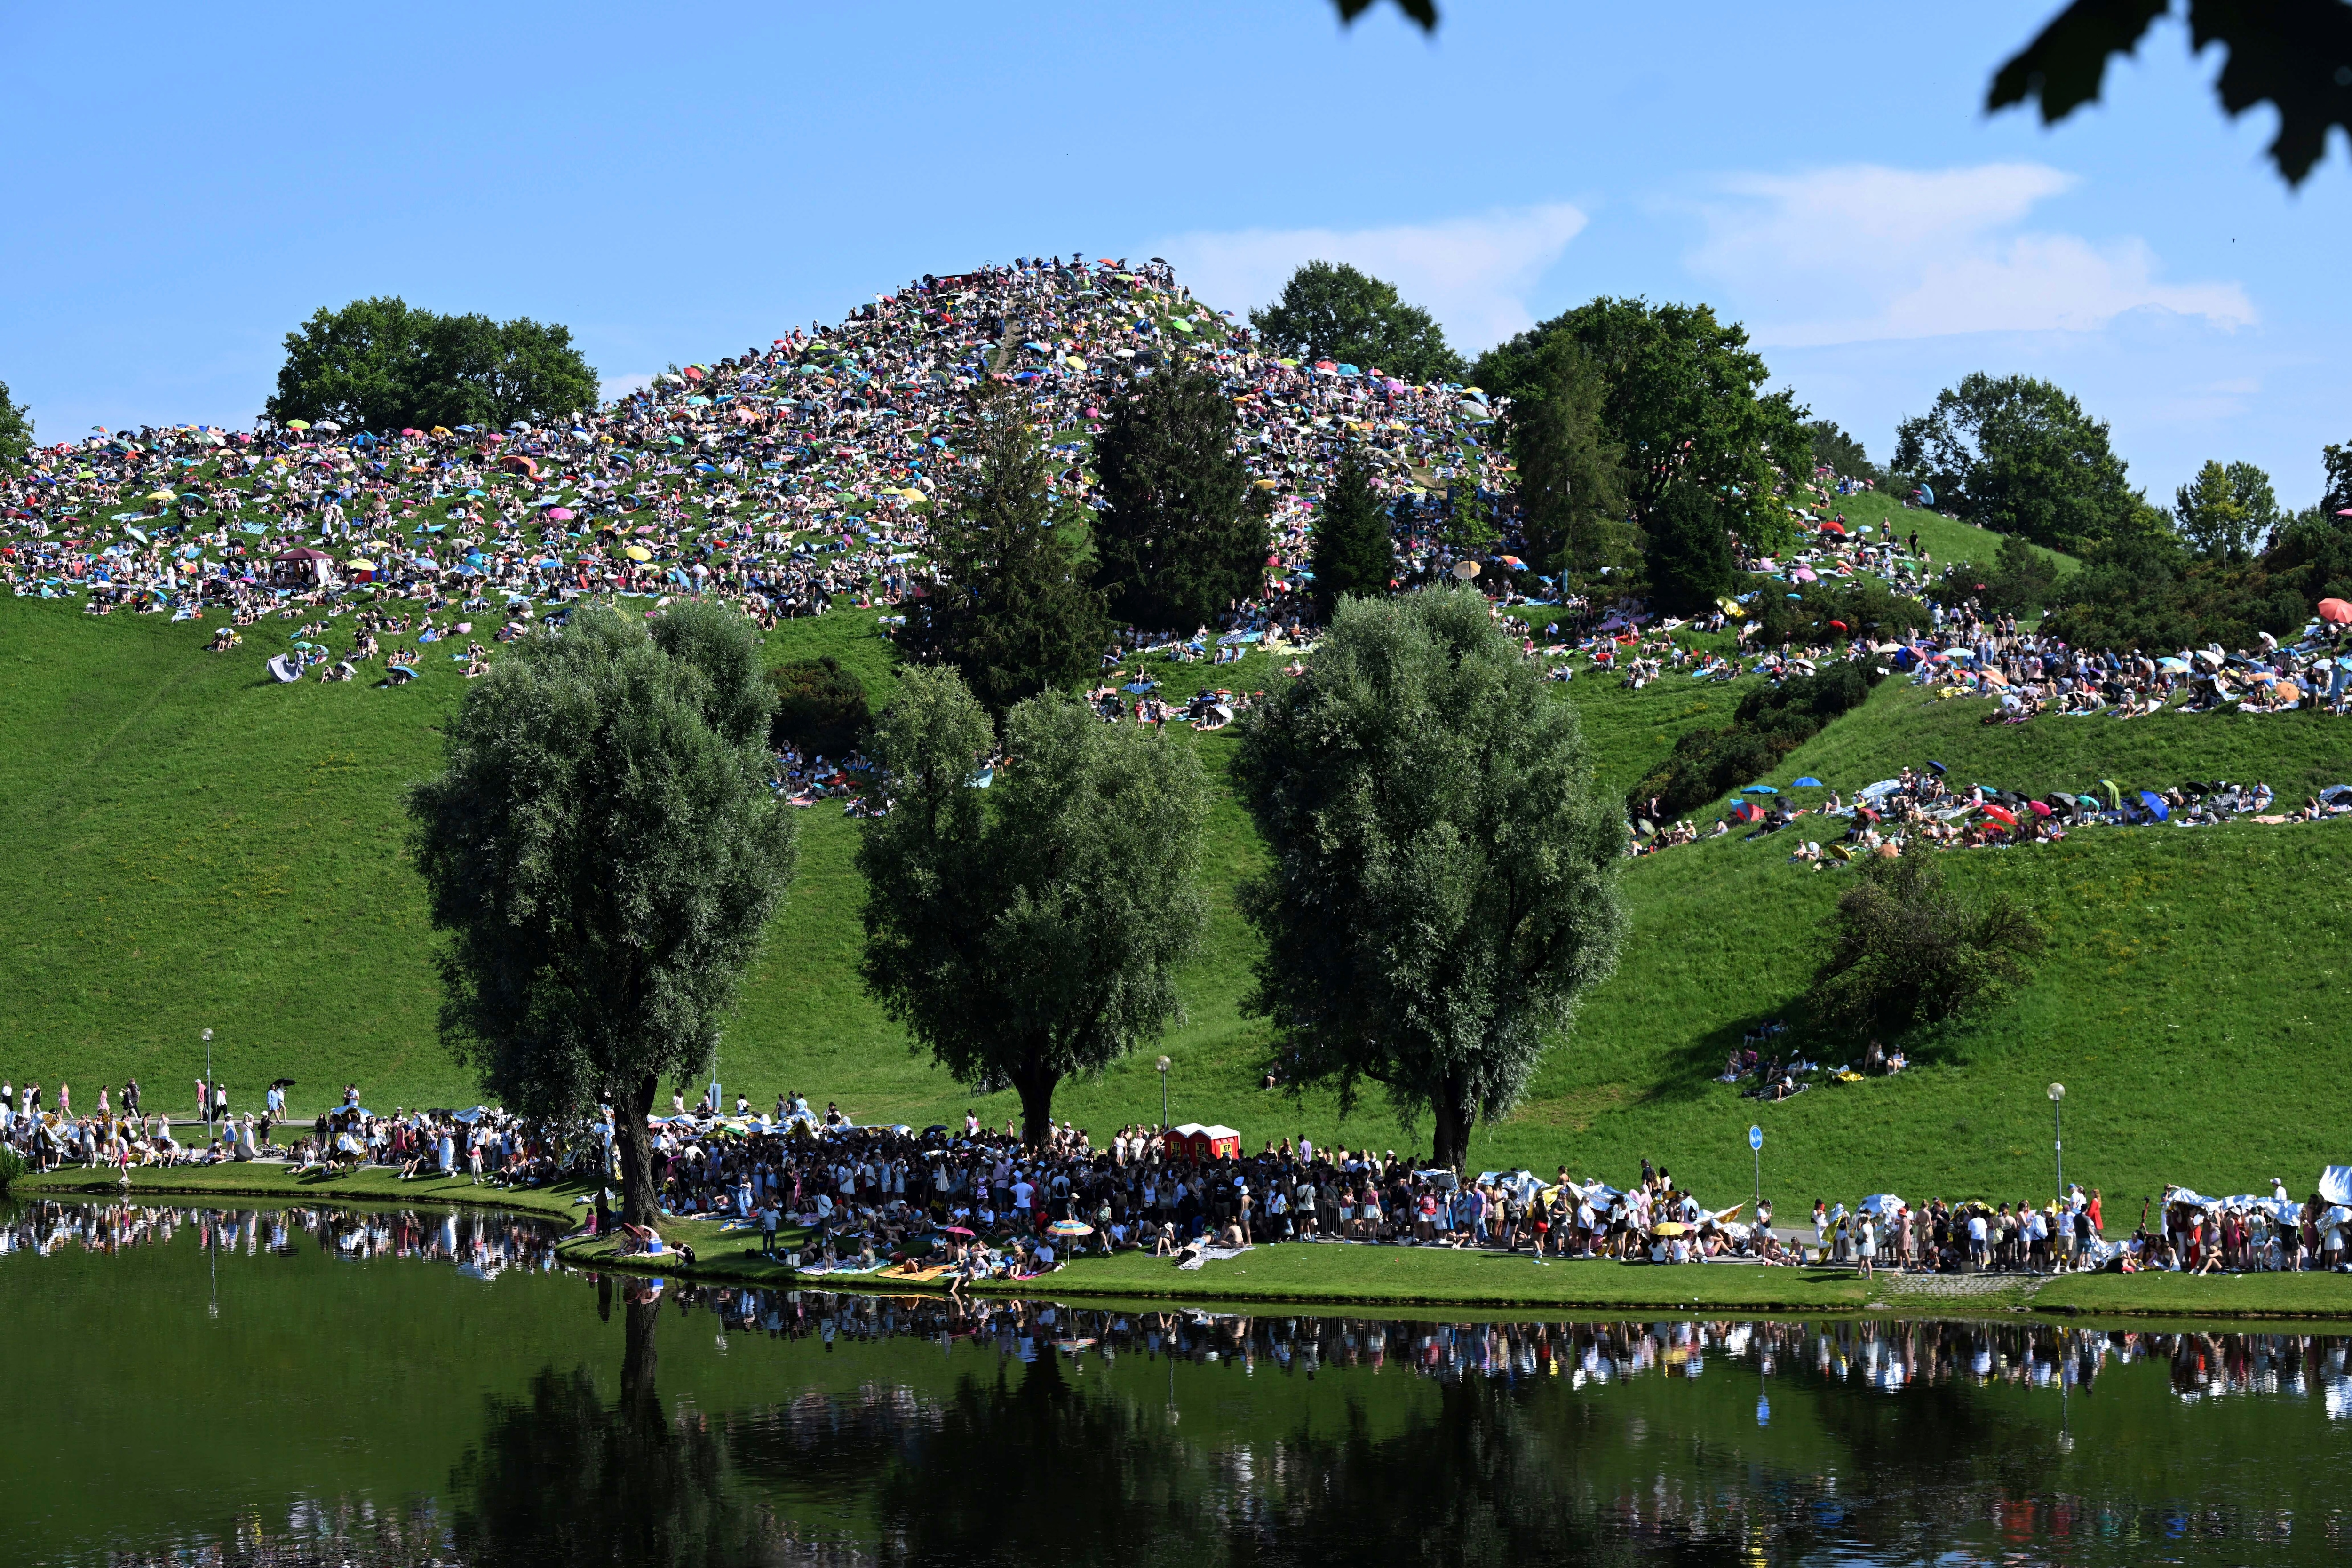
[0,1200,562,1277]
[643,1281,2352,1411]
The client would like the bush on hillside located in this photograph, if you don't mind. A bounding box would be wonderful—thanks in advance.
[1626,661,1881,822]
[1812,853,2044,1040]
[2043,532,2308,652]
[1750,576,1929,648]
[767,657,870,757]
[1937,533,2064,616]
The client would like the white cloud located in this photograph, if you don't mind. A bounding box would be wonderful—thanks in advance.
[1156,203,1589,352]
[1687,164,2254,346]
[601,372,654,400]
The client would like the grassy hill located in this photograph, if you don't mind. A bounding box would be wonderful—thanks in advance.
[7,575,2348,1220]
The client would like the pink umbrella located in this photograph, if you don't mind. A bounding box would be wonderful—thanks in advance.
[546,507,576,521]
[2318,598,2352,626]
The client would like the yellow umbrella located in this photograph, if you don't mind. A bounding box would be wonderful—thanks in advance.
[430,426,453,437]
[624,545,653,562]
[285,420,310,431]
[147,490,176,502]
[345,558,375,571]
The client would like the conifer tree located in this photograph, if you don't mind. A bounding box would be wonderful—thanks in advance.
[903,386,1107,712]
[1091,366,1271,631]
[1308,449,1394,618]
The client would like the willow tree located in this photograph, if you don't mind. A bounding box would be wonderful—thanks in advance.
[1233,587,1624,1167]
[408,601,798,1224]
[857,667,1207,1145]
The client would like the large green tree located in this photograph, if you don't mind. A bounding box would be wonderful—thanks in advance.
[1643,475,1739,615]
[1232,587,1624,1168]
[0,377,31,466]
[857,668,1208,1146]
[1307,448,1395,618]
[2173,458,2281,562]
[2323,439,2352,518]
[408,601,799,1225]
[1248,260,1467,384]
[268,296,599,432]
[1091,365,1272,631]
[903,387,1108,711]
[1476,297,1808,559]
[1504,338,1629,581]
[1892,373,2147,554]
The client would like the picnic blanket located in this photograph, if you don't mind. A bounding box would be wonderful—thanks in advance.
[1176,1243,1253,1270]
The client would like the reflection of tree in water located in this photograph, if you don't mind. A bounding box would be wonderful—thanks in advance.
[862,1351,1218,1568]
[450,1292,785,1568]
[1237,1379,1710,1568]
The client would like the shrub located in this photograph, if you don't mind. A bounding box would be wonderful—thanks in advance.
[1627,661,1881,822]
[1812,854,2044,1039]
[766,657,870,757]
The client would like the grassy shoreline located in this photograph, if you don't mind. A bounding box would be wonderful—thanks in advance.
[16,1166,2352,1321]
[550,1219,2352,1322]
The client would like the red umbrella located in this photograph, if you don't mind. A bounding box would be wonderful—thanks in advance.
[1980,804,2018,827]
[2318,598,2352,626]
[1820,519,1846,534]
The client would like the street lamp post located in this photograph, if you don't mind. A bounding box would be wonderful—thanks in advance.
[1156,1056,1171,1130]
[2048,1082,2066,1202]
[202,1028,214,1131]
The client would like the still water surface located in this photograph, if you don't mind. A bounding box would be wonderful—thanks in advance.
[4,1198,2351,1566]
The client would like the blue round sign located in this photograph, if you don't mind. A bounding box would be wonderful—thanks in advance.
[1748,1124,1764,1152]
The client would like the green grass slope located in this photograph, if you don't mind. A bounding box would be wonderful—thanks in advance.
[7,588,2348,1224]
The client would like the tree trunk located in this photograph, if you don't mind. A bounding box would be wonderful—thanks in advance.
[1013,1063,1060,1151]
[615,1072,660,1226]
[1431,1082,1475,1171]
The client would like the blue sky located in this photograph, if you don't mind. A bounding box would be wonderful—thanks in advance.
[5,1,2345,505]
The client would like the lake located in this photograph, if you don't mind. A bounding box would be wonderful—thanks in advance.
[4,1197,2349,1566]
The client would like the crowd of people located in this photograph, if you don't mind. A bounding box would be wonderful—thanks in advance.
[0,254,1506,685]
[569,1093,2352,1284]
[11,1070,2346,1282]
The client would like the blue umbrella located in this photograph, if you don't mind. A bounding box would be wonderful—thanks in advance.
[2139,790,2169,821]
[1792,777,1823,788]
[1742,784,1779,795]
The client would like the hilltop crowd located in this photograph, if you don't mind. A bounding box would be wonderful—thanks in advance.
[0,254,1507,686]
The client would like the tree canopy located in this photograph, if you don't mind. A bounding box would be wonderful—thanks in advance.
[1091,365,1271,631]
[1307,448,1396,617]
[1892,373,2150,555]
[0,377,30,466]
[267,296,599,432]
[1476,297,1809,559]
[1232,587,1624,1168]
[857,668,1209,1146]
[902,386,1108,711]
[407,601,799,1223]
[2173,458,2281,563]
[1336,0,2352,188]
[1248,261,1467,384]
[1988,0,2352,186]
